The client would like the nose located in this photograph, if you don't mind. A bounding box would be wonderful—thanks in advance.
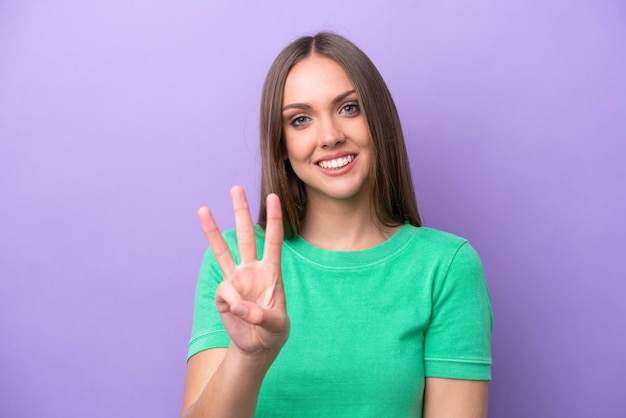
[318,116,345,148]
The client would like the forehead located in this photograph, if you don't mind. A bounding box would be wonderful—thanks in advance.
[282,55,354,104]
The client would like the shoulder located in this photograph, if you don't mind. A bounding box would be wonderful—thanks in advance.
[404,225,466,244]
[398,225,485,283]
[402,225,475,256]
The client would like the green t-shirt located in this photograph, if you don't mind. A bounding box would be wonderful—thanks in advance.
[188,224,493,417]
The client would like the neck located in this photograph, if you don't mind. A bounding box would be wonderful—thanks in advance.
[299,194,400,251]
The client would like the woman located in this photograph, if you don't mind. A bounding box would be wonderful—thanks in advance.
[181,32,493,417]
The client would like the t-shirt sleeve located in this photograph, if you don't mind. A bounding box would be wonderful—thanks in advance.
[186,246,232,362]
[423,241,493,380]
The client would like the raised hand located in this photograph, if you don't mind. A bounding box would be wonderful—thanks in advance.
[197,186,289,356]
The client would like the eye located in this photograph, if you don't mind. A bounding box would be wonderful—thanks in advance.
[340,103,360,116]
[290,115,311,127]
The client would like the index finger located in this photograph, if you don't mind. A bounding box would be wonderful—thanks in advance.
[197,206,237,277]
[262,193,283,267]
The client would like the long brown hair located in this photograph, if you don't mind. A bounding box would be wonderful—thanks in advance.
[258,32,421,238]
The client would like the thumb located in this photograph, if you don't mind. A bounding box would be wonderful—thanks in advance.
[231,300,289,334]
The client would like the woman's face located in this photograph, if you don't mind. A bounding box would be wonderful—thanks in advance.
[281,55,372,206]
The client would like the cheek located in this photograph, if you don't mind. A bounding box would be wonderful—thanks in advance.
[354,120,372,146]
[282,133,293,157]
[283,132,313,160]
[283,137,296,159]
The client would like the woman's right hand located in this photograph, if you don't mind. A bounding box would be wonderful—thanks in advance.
[197,186,289,356]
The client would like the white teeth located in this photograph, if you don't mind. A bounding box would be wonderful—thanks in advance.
[318,155,354,169]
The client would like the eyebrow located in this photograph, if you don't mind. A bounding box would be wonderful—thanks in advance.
[281,89,357,112]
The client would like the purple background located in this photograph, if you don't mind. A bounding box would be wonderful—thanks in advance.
[1,1,625,417]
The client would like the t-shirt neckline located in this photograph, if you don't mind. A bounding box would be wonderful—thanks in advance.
[282,223,417,269]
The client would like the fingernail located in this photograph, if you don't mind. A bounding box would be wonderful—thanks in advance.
[232,304,248,318]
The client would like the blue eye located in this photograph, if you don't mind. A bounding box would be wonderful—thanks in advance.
[290,115,310,127]
[341,103,360,115]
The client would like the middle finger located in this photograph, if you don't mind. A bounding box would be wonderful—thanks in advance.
[231,186,257,264]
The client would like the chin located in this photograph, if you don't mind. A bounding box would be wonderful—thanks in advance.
[311,184,370,202]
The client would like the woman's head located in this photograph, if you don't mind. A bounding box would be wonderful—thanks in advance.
[258,32,421,238]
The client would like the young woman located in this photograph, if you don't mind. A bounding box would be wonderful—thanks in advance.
[181,32,493,418]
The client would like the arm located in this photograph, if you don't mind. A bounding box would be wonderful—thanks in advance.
[423,378,489,418]
[422,241,492,417]
[181,347,279,418]
[180,187,289,418]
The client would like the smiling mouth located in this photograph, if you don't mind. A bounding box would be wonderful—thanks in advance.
[317,155,355,170]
